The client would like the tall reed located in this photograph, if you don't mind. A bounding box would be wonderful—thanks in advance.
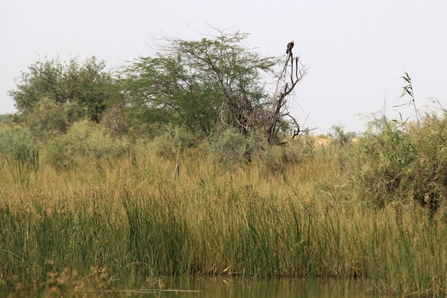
[0,145,446,296]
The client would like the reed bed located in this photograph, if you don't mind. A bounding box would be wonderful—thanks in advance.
[0,147,446,296]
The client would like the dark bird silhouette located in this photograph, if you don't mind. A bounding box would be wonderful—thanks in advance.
[286,40,294,54]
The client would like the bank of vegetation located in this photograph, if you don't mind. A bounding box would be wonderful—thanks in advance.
[1,31,447,296]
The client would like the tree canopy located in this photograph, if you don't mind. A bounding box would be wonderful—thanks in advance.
[9,57,121,125]
[8,31,306,146]
[122,31,280,138]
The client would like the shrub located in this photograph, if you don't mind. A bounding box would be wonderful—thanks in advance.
[19,97,70,140]
[148,125,198,160]
[408,113,447,212]
[0,124,40,185]
[45,120,129,168]
[355,111,447,212]
[210,128,250,167]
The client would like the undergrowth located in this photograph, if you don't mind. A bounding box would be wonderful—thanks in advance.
[2,106,447,296]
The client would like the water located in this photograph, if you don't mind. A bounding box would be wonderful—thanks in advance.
[152,277,379,298]
[151,277,379,298]
[2,277,384,297]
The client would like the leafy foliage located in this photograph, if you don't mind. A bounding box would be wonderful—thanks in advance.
[210,128,251,166]
[122,31,278,139]
[0,124,39,186]
[354,110,447,213]
[45,120,129,168]
[0,114,10,122]
[9,56,121,125]
[148,125,198,160]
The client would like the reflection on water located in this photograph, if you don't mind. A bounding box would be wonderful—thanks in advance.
[3,277,383,297]
[152,277,378,298]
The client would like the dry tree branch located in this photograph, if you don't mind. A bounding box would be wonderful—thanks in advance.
[266,53,306,144]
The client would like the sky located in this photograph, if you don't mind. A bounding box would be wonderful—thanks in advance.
[1,0,447,134]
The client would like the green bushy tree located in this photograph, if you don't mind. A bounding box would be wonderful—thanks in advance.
[8,56,121,127]
[122,31,284,140]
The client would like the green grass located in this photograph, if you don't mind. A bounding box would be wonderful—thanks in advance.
[0,146,446,296]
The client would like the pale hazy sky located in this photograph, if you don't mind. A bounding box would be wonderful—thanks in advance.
[1,0,447,134]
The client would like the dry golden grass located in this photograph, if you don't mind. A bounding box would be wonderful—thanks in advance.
[1,143,447,296]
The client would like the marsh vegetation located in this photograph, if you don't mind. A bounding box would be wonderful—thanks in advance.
[2,31,447,296]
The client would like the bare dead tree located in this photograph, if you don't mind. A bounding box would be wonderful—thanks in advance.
[265,52,306,144]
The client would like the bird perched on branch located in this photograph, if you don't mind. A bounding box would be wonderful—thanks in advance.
[286,40,294,54]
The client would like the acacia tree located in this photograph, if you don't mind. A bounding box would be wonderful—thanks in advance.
[123,31,305,143]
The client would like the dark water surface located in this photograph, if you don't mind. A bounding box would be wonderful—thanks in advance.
[148,277,379,298]
[2,277,385,297]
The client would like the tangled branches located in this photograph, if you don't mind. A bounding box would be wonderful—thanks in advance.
[266,52,307,144]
